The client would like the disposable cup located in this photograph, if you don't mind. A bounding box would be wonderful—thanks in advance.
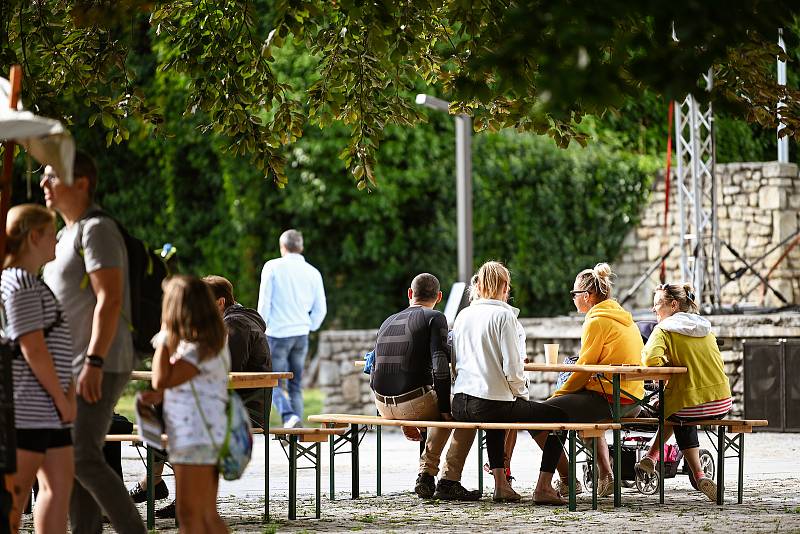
[544,344,559,365]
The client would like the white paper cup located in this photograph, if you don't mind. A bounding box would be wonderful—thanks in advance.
[544,344,559,365]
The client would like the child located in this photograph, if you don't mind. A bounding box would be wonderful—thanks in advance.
[2,204,75,533]
[149,275,229,533]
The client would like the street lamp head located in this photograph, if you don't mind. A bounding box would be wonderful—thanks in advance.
[415,93,450,113]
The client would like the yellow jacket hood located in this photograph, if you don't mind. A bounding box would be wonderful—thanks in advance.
[585,299,634,327]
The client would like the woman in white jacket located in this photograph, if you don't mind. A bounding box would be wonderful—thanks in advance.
[451,261,568,503]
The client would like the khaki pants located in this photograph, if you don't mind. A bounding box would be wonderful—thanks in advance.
[374,388,475,482]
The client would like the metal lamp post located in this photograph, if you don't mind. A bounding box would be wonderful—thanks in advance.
[415,94,473,283]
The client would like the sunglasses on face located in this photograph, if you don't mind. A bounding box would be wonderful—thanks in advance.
[570,290,589,299]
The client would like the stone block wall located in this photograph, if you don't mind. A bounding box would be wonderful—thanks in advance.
[315,313,800,418]
[615,162,800,310]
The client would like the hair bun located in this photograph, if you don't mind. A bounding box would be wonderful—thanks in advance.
[593,262,613,280]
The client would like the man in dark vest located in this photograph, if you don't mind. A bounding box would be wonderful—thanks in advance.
[370,273,479,500]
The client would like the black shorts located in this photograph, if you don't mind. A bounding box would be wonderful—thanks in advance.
[16,428,73,453]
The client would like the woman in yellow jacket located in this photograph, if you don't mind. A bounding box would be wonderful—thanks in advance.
[636,283,731,502]
[537,263,644,498]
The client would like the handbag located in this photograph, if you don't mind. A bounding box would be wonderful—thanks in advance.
[191,354,253,481]
[555,355,579,390]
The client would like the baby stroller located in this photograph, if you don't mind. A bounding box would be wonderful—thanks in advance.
[580,320,715,495]
[581,415,716,495]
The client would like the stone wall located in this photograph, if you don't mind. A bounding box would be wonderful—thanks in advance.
[615,161,800,310]
[316,313,800,418]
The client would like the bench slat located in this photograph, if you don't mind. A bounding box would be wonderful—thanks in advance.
[307,414,619,432]
[618,417,768,428]
[268,427,346,443]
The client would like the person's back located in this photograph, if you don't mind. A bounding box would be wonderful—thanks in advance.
[451,298,528,401]
[370,305,449,403]
[224,303,270,373]
[260,254,325,337]
[644,312,730,418]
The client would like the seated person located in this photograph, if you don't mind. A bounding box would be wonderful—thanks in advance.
[635,283,731,503]
[450,261,568,503]
[531,263,644,499]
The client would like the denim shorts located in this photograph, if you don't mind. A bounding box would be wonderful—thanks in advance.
[169,444,218,466]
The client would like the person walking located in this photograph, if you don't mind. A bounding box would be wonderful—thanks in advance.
[257,229,326,428]
[40,152,145,534]
[3,205,75,533]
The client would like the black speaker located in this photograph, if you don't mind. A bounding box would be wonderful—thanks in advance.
[744,340,784,432]
[784,341,800,432]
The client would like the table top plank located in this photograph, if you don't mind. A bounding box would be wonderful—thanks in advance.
[130,370,292,389]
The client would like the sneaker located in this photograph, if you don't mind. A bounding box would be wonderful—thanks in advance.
[554,478,584,498]
[596,474,614,497]
[414,472,436,499]
[433,480,482,501]
[128,480,169,503]
[283,415,301,429]
[635,456,656,475]
[697,476,717,502]
[155,500,176,519]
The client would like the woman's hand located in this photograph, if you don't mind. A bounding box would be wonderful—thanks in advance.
[55,382,77,423]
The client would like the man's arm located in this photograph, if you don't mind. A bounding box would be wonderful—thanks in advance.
[257,263,273,326]
[309,272,327,331]
[429,313,451,415]
[77,266,123,403]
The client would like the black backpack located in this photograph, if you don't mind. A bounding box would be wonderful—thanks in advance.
[74,209,170,355]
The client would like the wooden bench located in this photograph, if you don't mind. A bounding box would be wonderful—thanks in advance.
[308,413,621,511]
[107,426,345,525]
[615,417,769,504]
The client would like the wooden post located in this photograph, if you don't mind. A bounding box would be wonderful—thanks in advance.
[0,63,22,534]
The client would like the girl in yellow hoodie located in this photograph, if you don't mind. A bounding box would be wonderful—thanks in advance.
[635,283,731,503]
[539,263,644,498]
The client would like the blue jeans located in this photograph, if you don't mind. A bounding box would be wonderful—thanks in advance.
[268,335,308,423]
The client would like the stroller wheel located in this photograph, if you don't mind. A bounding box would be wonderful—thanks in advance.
[635,468,660,495]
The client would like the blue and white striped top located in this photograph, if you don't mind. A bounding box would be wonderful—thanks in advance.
[1,268,74,429]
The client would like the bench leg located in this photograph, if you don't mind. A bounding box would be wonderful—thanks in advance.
[568,430,577,512]
[477,429,484,494]
[265,433,270,522]
[716,427,725,505]
[592,436,598,511]
[289,435,298,520]
[351,424,360,500]
[376,422,382,496]
[738,433,744,504]
[658,379,665,505]
[264,389,270,522]
[316,442,322,519]
[612,374,621,508]
[146,446,154,530]
[329,431,336,501]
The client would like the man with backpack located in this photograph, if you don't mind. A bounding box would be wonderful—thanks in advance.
[40,152,146,534]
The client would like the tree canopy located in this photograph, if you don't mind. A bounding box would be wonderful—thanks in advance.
[2,1,798,189]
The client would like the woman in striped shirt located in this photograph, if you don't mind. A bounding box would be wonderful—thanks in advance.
[3,204,75,533]
[636,283,732,502]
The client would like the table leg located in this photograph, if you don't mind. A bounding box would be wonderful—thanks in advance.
[568,430,576,512]
[329,430,336,501]
[376,419,382,496]
[264,388,270,522]
[717,427,725,505]
[738,433,744,504]
[612,374,621,507]
[351,424,360,500]
[659,380,665,505]
[478,429,484,494]
[315,442,322,519]
[146,446,154,530]
[592,437,598,511]
[288,435,297,520]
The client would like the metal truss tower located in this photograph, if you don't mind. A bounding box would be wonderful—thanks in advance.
[674,72,721,309]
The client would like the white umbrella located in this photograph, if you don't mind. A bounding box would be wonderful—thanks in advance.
[0,76,74,184]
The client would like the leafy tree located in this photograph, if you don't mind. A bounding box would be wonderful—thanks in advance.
[1,1,798,188]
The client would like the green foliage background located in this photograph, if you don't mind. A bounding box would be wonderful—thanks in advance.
[6,14,792,330]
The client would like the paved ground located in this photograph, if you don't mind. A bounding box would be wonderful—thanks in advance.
[24,429,799,533]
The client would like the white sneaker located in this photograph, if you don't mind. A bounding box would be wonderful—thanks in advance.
[697,476,718,502]
[283,415,301,429]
